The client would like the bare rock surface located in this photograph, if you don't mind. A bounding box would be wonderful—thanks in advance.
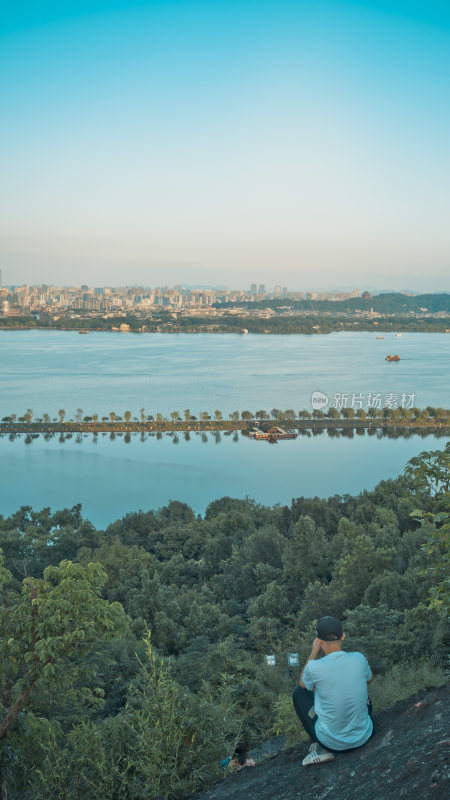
[191,686,449,800]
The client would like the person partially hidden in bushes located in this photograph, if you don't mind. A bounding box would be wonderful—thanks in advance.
[293,616,374,766]
[221,740,256,771]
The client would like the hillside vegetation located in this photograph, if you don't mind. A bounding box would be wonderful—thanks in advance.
[232,291,450,314]
[0,443,448,799]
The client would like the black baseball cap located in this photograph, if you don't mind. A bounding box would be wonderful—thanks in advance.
[316,616,343,640]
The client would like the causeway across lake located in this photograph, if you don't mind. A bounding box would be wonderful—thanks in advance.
[0,330,448,525]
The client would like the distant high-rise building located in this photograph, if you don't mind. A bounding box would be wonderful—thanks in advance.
[258,284,265,294]
[275,285,281,296]
[250,283,257,294]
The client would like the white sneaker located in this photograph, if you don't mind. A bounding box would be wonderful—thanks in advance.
[302,742,335,766]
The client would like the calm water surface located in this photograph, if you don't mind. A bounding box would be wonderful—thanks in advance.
[1,431,446,528]
[0,331,448,526]
[1,330,449,417]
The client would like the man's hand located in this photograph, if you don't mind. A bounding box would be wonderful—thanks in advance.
[300,638,322,688]
[310,638,322,658]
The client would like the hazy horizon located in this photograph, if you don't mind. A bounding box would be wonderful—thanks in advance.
[1,1,449,291]
[2,280,450,296]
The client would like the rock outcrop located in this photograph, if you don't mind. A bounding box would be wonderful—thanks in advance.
[192,686,449,800]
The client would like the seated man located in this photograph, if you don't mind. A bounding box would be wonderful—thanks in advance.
[293,616,373,766]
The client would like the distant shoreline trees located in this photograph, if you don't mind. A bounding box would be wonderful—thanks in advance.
[0,296,450,336]
[1,406,449,435]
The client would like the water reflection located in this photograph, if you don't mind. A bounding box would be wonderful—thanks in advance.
[0,427,447,446]
[1,425,447,528]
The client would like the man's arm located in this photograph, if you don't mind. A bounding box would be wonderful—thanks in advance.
[300,638,322,688]
[362,654,373,685]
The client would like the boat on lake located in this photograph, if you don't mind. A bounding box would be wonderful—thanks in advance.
[249,426,297,441]
[78,329,89,334]
[386,354,400,361]
[249,428,270,439]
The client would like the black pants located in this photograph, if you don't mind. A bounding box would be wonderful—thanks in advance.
[292,686,373,755]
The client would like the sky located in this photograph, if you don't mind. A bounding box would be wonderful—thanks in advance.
[1,1,449,291]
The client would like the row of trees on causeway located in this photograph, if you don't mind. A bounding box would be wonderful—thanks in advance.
[2,405,450,427]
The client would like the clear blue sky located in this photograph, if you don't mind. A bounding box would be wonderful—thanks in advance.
[1,1,449,290]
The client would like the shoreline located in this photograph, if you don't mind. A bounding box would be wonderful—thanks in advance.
[0,325,449,335]
[1,313,450,337]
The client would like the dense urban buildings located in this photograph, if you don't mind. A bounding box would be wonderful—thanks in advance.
[0,282,364,317]
[1,282,448,334]
[0,282,364,315]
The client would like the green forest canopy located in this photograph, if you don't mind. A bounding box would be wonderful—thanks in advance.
[0,443,448,799]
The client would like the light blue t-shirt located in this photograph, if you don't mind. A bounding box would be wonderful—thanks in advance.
[302,651,373,751]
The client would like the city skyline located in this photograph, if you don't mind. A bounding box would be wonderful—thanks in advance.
[1,1,449,291]
[2,275,448,296]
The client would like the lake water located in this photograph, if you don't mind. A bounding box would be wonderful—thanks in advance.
[0,330,448,526]
[1,329,449,418]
